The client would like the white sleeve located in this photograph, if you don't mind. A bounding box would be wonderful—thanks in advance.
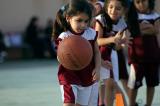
[83,28,97,40]
[95,14,105,27]
[58,32,70,39]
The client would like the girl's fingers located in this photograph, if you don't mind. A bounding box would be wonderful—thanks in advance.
[92,70,96,76]
[92,69,100,81]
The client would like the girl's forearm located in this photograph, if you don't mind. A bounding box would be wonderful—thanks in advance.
[94,42,101,70]
[97,36,115,46]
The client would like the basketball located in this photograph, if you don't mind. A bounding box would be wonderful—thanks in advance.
[57,35,93,71]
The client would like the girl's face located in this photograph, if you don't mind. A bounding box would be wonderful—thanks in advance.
[94,3,103,16]
[107,0,125,21]
[134,0,149,13]
[67,13,90,33]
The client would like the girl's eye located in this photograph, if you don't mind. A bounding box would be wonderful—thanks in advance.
[76,19,83,22]
[77,19,84,22]
[109,5,113,9]
[84,20,89,23]
[116,7,121,11]
[76,19,89,23]
[108,5,121,11]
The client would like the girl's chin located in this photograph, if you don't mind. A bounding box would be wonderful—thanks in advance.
[77,30,84,33]
[110,17,118,21]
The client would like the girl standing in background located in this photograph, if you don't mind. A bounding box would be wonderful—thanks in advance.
[95,0,131,105]
[126,0,160,106]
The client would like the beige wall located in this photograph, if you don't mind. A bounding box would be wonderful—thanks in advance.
[0,0,160,33]
[0,0,66,33]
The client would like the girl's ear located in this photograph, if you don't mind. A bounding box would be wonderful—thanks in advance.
[66,15,71,23]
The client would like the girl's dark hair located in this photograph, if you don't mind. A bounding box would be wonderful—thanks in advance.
[126,0,155,37]
[126,1,141,37]
[148,0,155,11]
[52,0,93,40]
[52,4,69,40]
[104,0,129,11]
[102,13,113,32]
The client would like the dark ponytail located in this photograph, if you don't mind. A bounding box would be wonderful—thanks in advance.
[52,4,69,40]
[126,1,140,37]
[149,0,155,11]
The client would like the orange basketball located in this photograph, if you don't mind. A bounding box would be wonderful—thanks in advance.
[57,35,93,71]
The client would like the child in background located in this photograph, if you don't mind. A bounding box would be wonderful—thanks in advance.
[95,0,131,105]
[52,0,101,106]
[94,1,104,16]
[126,0,160,106]
[90,1,104,31]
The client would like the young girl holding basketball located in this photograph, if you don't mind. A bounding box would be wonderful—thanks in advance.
[126,0,160,106]
[53,0,101,106]
[95,0,131,105]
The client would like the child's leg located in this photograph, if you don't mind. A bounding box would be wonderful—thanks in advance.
[117,50,129,97]
[106,50,119,106]
[104,78,115,106]
[127,63,144,106]
[98,83,105,106]
[128,88,138,106]
[120,79,129,105]
[145,63,159,106]
[146,87,155,106]
[99,67,110,106]
[120,79,129,96]
[63,103,82,106]
[63,103,75,106]
[104,79,128,106]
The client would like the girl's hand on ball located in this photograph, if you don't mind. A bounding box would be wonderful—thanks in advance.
[92,68,100,81]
